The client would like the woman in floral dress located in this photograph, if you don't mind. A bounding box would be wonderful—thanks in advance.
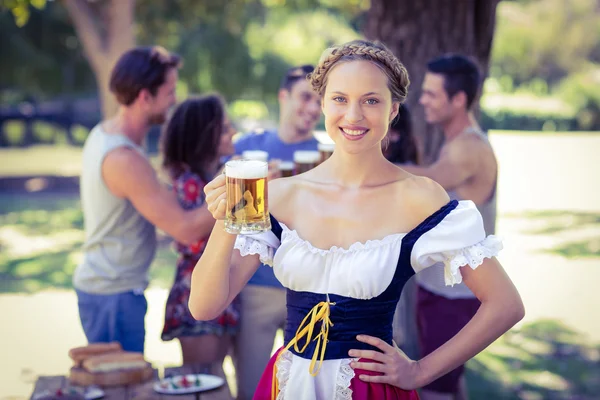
[160,94,238,378]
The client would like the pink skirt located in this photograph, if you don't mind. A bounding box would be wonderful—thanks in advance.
[253,348,420,400]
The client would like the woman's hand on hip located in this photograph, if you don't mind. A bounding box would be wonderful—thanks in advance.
[348,335,423,390]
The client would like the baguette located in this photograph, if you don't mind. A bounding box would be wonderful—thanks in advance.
[83,351,147,373]
[69,342,122,365]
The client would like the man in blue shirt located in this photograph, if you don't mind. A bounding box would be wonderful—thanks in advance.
[233,65,321,399]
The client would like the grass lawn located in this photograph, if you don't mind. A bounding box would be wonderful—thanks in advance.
[0,192,598,399]
[466,320,600,399]
[0,193,177,293]
[1,138,599,399]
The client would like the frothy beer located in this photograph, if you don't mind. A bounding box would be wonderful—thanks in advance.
[318,143,335,163]
[279,161,295,177]
[225,160,270,234]
[242,150,269,162]
[294,151,320,174]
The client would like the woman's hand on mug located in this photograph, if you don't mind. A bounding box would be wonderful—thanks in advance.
[204,174,227,220]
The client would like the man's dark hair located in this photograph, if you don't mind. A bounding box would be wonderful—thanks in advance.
[110,46,181,106]
[280,65,314,91]
[427,54,481,109]
[161,94,226,182]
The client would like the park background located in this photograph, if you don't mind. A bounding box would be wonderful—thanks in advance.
[1,0,599,399]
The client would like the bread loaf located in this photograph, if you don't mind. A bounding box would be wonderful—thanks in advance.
[83,351,147,373]
[69,342,122,365]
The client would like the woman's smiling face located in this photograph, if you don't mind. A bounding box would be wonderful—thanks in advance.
[322,60,399,155]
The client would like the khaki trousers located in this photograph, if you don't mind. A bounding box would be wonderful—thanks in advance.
[233,285,287,400]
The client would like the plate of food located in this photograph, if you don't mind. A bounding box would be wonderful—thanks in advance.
[31,385,104,400]
[154,374,225,394]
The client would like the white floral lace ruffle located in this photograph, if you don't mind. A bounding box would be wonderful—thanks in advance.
[275,350,293,400]
[444,235,503,286]
[335,358,356,400]
[274,350,356,400]
[233,234,274,266]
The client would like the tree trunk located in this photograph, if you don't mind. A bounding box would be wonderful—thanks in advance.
[364,0,500,164]
[62,0,136,119]
[364,0,500,360]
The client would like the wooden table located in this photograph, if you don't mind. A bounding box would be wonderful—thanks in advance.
[30,365,233,400]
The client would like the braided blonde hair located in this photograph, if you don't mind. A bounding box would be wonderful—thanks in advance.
[309,40,410,103]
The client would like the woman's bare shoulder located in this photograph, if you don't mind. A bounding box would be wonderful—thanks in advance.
[397,175,451,220]
[268,176,298,216]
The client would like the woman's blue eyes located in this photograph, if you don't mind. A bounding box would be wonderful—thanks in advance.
[332,97,379,105]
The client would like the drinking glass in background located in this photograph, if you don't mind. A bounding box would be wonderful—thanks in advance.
[224,159,271,234]
[293,150,320,174]
[318,142,335,164]
[242,150,269,162]
[279,161,295,177]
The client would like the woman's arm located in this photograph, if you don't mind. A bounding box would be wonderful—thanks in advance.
[411,178,524,385]
[188,174,289,321]
[414,257,524,387]
[351,257,524,390]
[351,178,524,389]
[188,220,261,320]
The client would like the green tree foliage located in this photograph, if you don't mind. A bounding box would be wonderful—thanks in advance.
[0,3,94,100]
[1,0,360,114]
[2,0,46,27]
[5,0,600,131]
[558,69,600,130]
[489,0,600,129]
[492,0,600,86]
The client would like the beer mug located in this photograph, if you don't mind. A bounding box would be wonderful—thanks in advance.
[294,150,320,174]
[318,143,335,163]
[279,161,295,177]
[242,150,269,162]
[224,160,271,234]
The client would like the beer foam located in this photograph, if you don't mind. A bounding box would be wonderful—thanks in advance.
[279,161,294,170]
[242,150,269,161]
[294,150,320,163]
[318,143,335,152]
[226,160,268,179]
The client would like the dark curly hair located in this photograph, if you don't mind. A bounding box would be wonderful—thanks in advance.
[384,105,419,165]
[161,94,226,181]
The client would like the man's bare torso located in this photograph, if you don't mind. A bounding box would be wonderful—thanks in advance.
[443,127,497,205]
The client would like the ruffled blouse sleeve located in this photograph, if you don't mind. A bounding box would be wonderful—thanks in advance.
[233,229,281,267]
[411,200,503,286]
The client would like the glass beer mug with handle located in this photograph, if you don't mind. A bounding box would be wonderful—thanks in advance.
[224,159,271,234]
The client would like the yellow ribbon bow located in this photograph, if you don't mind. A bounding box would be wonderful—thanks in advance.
[271,300,335,399]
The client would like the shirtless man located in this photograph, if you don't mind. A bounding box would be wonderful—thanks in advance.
[402,54,498,400]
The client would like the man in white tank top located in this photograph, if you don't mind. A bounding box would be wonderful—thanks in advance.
[401,54,498,400]
[74,47,218,353]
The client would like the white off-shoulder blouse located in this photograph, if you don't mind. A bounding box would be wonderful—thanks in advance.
[233,200,502,400]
